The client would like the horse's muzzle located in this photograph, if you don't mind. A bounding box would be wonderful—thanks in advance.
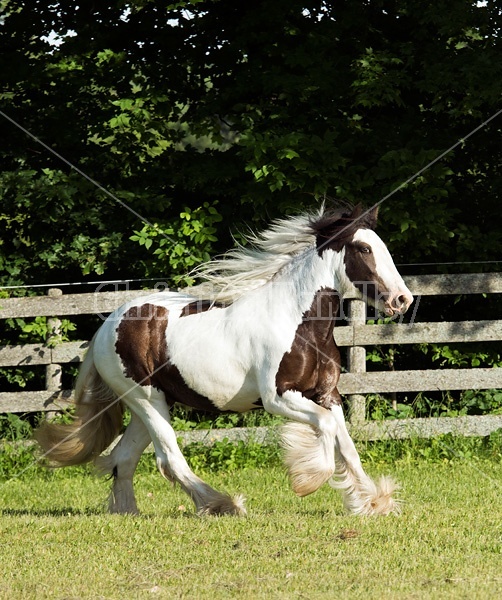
[384,291,414,316]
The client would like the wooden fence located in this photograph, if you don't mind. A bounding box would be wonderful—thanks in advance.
[0,273,501,440]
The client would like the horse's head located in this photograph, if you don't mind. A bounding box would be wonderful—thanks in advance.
[313,204,413,317]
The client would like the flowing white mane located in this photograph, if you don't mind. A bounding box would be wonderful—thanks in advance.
[188,206,325,303]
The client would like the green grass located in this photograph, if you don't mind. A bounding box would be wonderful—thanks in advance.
[1,456,502,599]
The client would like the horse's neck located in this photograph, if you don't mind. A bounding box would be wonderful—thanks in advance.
[260,247,345,318]
[282,246,345,291]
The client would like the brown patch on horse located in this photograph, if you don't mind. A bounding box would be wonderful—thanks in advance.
[115,304,169,386]
[115,303,219,412]
[180,299,225,317]
[275,288,342,409]
[343,241,389,305]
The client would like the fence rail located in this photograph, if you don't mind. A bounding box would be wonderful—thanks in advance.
[1,273,501,439]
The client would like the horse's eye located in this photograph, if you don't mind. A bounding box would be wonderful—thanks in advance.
[360,246,371,254]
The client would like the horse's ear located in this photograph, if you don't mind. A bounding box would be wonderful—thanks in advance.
[350,203,378,230]
[365,205,379,230]
[348,204,364,220]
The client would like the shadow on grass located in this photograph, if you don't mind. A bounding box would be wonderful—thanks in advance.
[0,506,202,519]
[0,506,103,517]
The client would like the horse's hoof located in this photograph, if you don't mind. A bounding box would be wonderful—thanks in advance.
[198,493,247,516]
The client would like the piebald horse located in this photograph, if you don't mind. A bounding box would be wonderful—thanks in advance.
[36,204,413,516]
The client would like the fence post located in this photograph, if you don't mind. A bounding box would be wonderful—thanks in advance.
[347,298,366,425]
[45,288,63,416]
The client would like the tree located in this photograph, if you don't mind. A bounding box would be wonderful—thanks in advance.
[0,0,501,290]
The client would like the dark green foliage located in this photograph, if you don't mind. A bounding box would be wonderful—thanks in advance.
[1,0,501,287]
[169,405,285,431]
[182,439,282,472]
[0,441,36,479]
[367,389,502,420]
[0,413,32,441]
[359,430,502,464]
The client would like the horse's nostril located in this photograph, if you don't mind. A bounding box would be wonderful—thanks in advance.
[392,295,407,311]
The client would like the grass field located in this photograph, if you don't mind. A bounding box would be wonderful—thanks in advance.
[1,454,501,599]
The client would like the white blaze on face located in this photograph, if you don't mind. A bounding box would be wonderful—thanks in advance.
[352,229,414,316]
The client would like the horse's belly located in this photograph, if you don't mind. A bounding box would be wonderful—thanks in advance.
[147,358,257,412]
[211,379,261,412]
[172,359,260,413]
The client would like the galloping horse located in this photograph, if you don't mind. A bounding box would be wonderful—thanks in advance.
[35,204,413,516]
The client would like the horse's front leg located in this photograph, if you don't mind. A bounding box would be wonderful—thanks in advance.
[262,390,338,496]
[330,402,400,515]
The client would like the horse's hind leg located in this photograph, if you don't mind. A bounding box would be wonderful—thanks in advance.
[123,391,246,516]
[95,412,151,514]
[329,404,400,515]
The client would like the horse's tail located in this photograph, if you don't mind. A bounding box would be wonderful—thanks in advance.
[34,337,124,466]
